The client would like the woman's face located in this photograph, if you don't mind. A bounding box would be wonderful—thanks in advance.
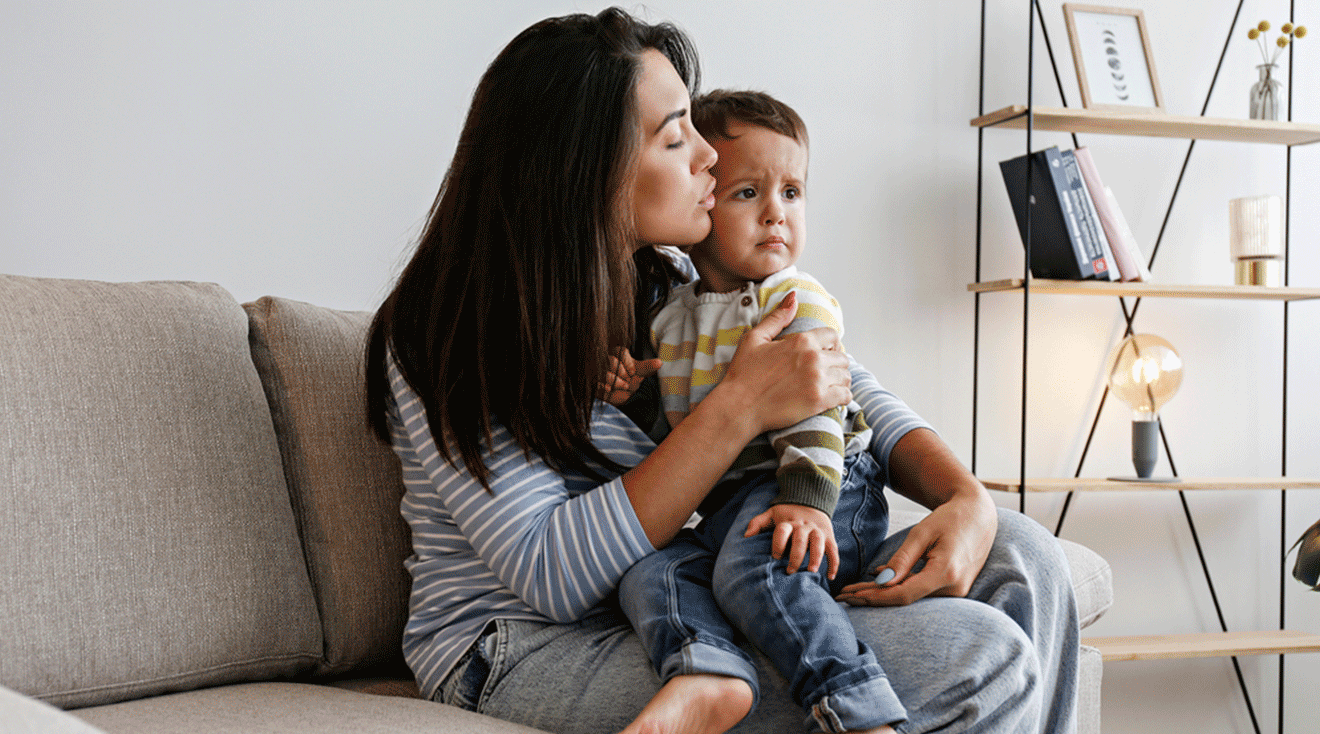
[630,49,718,248]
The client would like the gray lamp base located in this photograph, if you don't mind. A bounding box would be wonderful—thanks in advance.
[1111,419,1177,483]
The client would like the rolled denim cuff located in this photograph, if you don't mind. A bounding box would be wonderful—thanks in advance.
[658,635,761,710]
[807,674,906,734]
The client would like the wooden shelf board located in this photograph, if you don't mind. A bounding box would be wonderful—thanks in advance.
[1086,630,1320,662]
[971,105,1320,146]
[982,477,1320,494]
[968,278,1320,301]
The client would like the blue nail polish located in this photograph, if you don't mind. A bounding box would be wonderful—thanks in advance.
[874,568,896,585]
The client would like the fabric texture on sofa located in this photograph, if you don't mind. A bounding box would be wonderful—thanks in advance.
[72,682,549,734]
[244,296,412,679]
[0,276,323,709]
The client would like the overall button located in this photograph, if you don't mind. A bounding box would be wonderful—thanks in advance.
[741,295,753,307]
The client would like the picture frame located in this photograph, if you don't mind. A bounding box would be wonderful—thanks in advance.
[1063,4,1165,113]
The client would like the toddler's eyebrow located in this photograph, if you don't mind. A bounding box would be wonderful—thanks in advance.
[655,109,686,134]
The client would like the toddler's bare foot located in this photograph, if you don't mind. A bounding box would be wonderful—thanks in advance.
[619,674,753,734]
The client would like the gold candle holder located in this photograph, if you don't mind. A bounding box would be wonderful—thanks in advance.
[1228,195,1284,286]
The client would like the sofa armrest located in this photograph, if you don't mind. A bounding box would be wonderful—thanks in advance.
[0,685,108,734]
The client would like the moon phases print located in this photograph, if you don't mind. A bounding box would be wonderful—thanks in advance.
[1102,30,1129,100]
[1064,5,1163,111]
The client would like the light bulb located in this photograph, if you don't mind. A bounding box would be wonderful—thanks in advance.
[1104,334,1183,480]
[1105,334,1183,421]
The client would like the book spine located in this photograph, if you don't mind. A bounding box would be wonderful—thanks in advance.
[1062,149,1118,281]
[1055,149,1112,280]
[998,147,1094,280]
[1104,186,1154,280]
[1073,147,1141,281]
[1041,146,1099,279]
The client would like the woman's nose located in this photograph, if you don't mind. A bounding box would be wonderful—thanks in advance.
[694,134,717,173]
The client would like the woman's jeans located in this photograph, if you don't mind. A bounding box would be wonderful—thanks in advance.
[435,505,1081,734]
[617,452,901,732]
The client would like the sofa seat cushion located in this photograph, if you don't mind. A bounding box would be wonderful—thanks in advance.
[0,276,322,709]
[71,682,549,734]
[244,297,411,678]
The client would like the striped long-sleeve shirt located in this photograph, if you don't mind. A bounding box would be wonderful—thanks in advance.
[386,352,931,700]
[651,266,869,516]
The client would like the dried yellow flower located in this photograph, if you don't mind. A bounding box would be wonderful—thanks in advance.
[1283,23,1295,33]
[1249,28,1261,39]
[1278,35,1291,48]
[1296,26,1308,38]
[1259,20,1272,32]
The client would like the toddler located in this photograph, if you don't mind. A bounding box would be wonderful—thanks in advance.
[617,90,900,734]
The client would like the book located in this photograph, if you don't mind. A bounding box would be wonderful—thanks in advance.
[999,146,1105,280]
[1072,146,1143,281]
[1060,149,1118,281]
[1103,186,1154,281]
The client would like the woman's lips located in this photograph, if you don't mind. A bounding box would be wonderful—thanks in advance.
[699,181,716,210]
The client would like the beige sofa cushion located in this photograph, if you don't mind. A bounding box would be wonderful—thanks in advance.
[72,682,549,734]
[244,297,411,678]
[0,275,322,709]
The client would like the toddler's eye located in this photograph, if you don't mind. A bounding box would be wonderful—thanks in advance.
[734,187,757,200]
[783,186,801,200]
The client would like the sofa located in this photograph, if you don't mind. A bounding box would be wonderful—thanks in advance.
[0,273,1112,733]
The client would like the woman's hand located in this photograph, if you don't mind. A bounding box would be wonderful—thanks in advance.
[835,492,997,606]
[716,292,853,435]
[745,503,840,579]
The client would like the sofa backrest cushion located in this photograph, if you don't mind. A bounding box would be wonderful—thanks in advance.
[245,296,411,678]
[0,275,323,709]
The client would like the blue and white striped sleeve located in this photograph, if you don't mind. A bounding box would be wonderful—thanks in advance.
[848,355,935,488]
[388,361,655,623]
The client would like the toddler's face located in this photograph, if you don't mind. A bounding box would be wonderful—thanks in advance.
[691,122,807,293]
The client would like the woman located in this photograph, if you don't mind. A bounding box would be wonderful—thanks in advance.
[365,8,1079,734]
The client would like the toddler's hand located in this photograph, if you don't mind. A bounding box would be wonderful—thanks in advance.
[744,503,839,579]
[600,348,662,406]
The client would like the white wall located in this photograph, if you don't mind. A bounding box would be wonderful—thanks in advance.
[4,1,1318,731]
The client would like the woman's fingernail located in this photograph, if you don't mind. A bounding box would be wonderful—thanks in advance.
[874,568,896,585]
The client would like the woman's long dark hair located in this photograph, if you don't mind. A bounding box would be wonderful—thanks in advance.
[366,8,699,490]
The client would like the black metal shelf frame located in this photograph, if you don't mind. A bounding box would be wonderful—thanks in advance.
[971,2,1300,732]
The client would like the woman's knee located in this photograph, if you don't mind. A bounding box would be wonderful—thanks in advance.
[994,509,1067,566]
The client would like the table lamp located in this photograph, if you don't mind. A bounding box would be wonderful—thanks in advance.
[1105,334,1183,481]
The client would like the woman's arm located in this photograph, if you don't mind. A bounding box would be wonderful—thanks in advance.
[623,292,852,548]
[389,361,654,623]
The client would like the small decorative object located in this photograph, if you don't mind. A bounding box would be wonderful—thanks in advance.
[1063,4,1165,113]
[1246,20,1306,120]
[1289,517,1320,590]
[1104,334,1183,481]
[1228,195,1285,286]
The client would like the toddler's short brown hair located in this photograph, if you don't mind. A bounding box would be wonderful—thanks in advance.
[691,89,808,148]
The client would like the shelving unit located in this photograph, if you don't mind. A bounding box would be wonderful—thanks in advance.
[968,278,1320,300]
[971,104,1320,145]
[972,2,1315,731]
[981,478,1320,494]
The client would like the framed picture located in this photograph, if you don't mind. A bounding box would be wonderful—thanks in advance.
[1063,4,1165,113]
